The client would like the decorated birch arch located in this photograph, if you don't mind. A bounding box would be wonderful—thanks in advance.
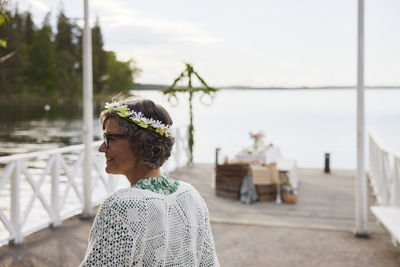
[160,63,218,164]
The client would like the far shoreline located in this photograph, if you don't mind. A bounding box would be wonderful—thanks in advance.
[134,83,400,91]
[1,86,399,104]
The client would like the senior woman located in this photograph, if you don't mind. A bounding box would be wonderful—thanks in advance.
[80,98,219,266]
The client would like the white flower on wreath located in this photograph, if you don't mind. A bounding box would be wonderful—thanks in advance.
[132,112,144,122]
[124,110,134,116]
[144,118,154,125]
[160,125,171,134]
[151,120,163,128]
[105,102,120,110]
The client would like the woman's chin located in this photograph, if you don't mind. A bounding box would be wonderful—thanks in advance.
[105,165,118,174]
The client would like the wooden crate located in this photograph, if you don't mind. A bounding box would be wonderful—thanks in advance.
[216,189,240,199]
[256,184,277,201]
[215,164,249,199]
[251,163,280,185]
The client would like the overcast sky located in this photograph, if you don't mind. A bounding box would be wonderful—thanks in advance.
[9,0,400,87]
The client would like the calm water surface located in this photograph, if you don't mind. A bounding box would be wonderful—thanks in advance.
[0,89,399,169]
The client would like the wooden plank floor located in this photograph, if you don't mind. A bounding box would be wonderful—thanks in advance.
[1,164,399,266]
[173,164,383,232]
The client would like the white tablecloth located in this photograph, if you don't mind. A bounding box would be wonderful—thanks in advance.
[235,146,281,165]
[276,158,298,188]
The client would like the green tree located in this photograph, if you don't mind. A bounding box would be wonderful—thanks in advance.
[103,51,140,93]
[55,10,74,54]
[73,23,83,90]
[54,9,80,96]
[92,18,106,94]
[22,10,34,44]
[0,7,140,98]
[12,5,23,33]
[19,10,35,91]
[26,12,57,95]
[55,49,81,96]
[0,6,28,94]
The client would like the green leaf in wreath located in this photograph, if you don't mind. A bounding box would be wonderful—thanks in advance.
[0,39,6,48]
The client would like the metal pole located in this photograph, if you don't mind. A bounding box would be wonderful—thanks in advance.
[355,0,368,237]
[324,153,330,173]
[215,148,221,168]
[82,0,94,218]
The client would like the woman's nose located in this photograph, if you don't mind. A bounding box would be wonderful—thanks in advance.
[98,142,106,152]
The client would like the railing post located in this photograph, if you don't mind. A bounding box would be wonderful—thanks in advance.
[372,138,378,189]
[51,154,61,227]
[372,140,379,195]
[376,149,384,204]
[379,150,389,205]
[368,136,375,186]
[392,157,400,207]
[10,159,23,244]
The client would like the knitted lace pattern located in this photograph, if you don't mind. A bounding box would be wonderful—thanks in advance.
[80,177,219,266]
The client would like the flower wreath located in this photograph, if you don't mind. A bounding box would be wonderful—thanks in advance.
[105,102,172,137]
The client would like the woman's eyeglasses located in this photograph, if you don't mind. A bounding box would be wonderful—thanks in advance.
[103,133,127,149]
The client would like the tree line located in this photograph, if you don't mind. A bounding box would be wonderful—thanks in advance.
[0,5,141,98]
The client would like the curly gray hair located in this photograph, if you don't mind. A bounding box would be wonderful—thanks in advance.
[100,98,175,169]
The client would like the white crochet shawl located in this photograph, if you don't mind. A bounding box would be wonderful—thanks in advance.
[80,176,219,266]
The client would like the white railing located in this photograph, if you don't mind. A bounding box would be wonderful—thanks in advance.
[0,126,189,246]
[368,133,400,207]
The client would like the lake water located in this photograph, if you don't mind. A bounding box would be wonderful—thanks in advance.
[1,88,399,243]
[0,88,399,169]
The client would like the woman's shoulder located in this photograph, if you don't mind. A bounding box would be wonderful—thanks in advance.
[100,187,149,208]
[175,180,207,205]
[176,180,199,194]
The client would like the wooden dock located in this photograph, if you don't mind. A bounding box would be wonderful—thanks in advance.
[1,164,399,266]
[175,164,382,232]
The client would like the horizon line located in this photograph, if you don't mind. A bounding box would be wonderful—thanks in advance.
[134,83,400,89]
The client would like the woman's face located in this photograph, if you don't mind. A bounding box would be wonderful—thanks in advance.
[98,118,138,177]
